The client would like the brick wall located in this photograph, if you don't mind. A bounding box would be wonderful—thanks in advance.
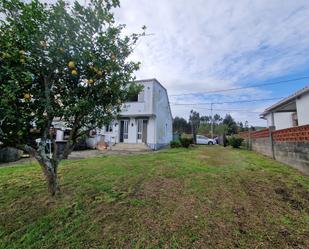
[251,128,270,139]
[239,128,270,139]
[272,125,309,141]
[239,125,309,174]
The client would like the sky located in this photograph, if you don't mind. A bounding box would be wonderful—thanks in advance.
[113,0,309,126]
[23,0,309,126]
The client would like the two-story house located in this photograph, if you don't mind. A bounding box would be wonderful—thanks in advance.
[94,78,173,150]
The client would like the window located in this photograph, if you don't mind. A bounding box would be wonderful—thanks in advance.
[126,89,145,102]
[63,129,71,140]
[292,113,298,127]
[127,93,138,102]
[105,123,113,132]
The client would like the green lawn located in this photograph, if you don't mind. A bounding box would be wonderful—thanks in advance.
[0,146,308,249]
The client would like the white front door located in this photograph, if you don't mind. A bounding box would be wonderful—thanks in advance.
[137,119,143,143]
[136,119,148,144]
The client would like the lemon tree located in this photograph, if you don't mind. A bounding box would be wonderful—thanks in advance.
[0,0,144,195]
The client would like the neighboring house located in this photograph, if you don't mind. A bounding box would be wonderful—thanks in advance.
[260,86,309,130]
[94,78,173,150]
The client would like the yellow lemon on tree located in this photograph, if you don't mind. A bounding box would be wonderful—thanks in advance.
[24,93,31,100]
[19,50,25,55]
[97,70,103,76]
[2,52,10,59]
[87,79,94,85]
[20,58,25,64]
[71,69,78,76]
[68,61,75,69]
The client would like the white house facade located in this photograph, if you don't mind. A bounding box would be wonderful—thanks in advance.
[96,79,173,150]
[260,86,309,130]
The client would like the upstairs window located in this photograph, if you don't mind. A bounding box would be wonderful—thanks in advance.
[126,90,144,102]
[127,94,138,102]
[292,113,298,127]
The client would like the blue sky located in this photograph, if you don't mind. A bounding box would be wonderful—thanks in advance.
[115,0,309,126]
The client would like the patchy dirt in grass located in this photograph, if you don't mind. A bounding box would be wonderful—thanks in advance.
[274,187,305,211]
[138,177,185,203]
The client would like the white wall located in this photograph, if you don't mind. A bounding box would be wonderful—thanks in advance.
[274,112,294,130]
[296,92,309,125]
[264,113,273,127]
[153,82,173,145]
[147,117,156,144]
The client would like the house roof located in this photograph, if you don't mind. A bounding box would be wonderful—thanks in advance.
[260,85,309,117]
[134,78,168,92]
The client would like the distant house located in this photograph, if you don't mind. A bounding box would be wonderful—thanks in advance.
[94,78,173,150]
[260,86,309,130]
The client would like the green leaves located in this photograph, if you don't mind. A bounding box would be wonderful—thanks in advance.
[0,0,143,148]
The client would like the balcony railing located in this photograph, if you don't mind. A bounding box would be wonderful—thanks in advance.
[120,102,152,116]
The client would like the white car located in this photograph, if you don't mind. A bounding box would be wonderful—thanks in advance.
[196,135,216,145]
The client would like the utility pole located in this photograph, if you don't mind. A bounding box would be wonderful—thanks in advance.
[210,103,214,138]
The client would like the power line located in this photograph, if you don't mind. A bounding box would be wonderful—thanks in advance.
[170,97,284,106]
[169,76,309,96]
[190,107,261,114]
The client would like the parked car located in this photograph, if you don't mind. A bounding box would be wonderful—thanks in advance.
[196,135,216,145]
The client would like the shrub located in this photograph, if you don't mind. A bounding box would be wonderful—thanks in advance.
[228,136,244,148]
[170,140,182,148]
[180,137,193,148]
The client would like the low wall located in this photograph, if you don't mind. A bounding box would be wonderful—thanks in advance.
[273,141,309,174]
[240,125,309,174]
[0,147,21,163]
[252,137,273,157]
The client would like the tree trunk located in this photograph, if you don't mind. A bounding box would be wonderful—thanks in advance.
[43,164,60,196]
[23,144,60,196]
[38,157,60,196]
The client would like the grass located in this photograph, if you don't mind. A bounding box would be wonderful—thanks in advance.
[0,146,308,249]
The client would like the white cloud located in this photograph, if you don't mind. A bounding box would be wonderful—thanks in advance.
[27,0,309,125]
[114,0,309,125]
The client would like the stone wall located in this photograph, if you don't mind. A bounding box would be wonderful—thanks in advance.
[273,141,309,174]
[240,125,309,174]
[251,137,273,157]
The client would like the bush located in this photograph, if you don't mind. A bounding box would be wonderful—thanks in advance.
[180,137,193,148]
[170,140,182,148]
[228,136,244,148]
